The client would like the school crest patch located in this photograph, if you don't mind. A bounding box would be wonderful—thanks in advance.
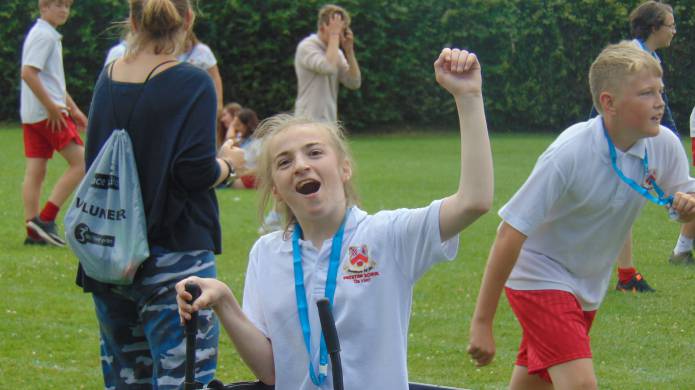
[342,245,380,284]
[642,169,657,190]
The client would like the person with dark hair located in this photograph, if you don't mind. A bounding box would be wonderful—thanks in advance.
[221,107,261,189]
[78,0,238,387]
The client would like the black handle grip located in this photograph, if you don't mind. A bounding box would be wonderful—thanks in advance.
[184,282,203,389]
[316,298,340,354]
[185,282,202,303]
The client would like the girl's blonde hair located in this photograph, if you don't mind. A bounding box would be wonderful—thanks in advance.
[254,114,359,232]
[589,41,662,114]
[125,0,192,57]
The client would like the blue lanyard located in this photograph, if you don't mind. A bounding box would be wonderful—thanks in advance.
[637,39,660,60]
[292,211,348,386]
[602,125,672,206]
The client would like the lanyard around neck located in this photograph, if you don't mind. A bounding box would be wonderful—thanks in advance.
[602,123,672,206]
[292,211,349,386]
[637,39,659,60]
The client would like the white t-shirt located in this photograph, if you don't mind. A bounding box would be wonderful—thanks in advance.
[689,106,695,138]
[102,42,217,71]
[242,200,459,389]
[500,117,695,310]
[20,19,67,124]
[178,42,217,71]
[103,41,126,67]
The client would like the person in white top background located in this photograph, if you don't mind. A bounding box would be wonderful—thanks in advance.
[177,46,493,389]
[294,4,361,122]
[467,42,695,389]
[20,0,87,247]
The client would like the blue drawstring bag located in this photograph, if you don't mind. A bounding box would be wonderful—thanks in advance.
[64,129,149,284]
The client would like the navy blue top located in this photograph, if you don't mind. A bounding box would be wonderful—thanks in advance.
[77,62,221,291]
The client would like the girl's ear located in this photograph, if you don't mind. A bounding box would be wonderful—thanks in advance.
[341,158,352,182]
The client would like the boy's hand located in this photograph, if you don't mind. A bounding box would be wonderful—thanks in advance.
[467,321,496,367]
[671,192,695,222]
[326,12,346,38]
[434,48,482,97]
[175,276,231,324]
[71,107,88,132]
[47,103,68,132]
[341,27,354,54]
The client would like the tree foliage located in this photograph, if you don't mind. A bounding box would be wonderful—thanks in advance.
[1,0,692,132]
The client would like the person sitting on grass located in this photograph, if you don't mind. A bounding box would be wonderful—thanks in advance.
[177,46,493,389]
[221,108,261,190]
[217,101,242,149]
[467,41,695,389]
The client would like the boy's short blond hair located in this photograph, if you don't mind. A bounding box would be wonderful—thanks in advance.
[589,41,662,114]
[39,0,73,7]
[317,4,351,30]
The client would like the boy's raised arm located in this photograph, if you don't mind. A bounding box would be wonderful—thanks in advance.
[435,48,493,241]
[467,222,527,366]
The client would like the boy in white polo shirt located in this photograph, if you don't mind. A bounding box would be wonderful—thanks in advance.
[467,41,695,389]
[20,0,86,247]
[177,47,492,389]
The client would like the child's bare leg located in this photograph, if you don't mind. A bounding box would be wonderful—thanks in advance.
[509,365,553,390]
[47,141,85,207]
[23,158,48,220]
[547,358,597,390]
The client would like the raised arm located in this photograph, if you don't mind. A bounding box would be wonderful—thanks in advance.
[467,222,526,366]
[339,27,361,89]
[435,48,493,241]
[176,276,276,385]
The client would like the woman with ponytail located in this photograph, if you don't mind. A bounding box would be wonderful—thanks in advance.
[77,0,235,388]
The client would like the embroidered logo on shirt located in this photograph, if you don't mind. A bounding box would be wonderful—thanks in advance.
[342,245,380,284]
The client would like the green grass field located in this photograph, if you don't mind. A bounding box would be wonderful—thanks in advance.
[1,124,694,389]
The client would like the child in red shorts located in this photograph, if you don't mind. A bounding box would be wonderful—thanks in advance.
[467,42,695,388]
[20,0,86,247]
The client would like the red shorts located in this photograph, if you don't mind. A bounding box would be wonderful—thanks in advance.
[23,114,83,158]
[240,175,256,189]
[691,137,695,167]
[505,288,596,383]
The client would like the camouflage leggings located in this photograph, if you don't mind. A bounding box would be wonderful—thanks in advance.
[92,247,219,389]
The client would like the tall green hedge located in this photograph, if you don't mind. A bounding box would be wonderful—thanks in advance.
[1,0,693,132]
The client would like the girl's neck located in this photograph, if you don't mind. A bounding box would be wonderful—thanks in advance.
[297,207,347,250]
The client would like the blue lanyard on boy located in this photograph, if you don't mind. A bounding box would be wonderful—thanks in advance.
[602,124,674,209]
[292,211,349,386]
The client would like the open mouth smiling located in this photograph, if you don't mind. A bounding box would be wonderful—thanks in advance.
[296,179,321,195]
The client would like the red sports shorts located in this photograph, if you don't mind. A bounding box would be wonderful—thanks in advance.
[23,114,83,158]
[240,174,256,189]
[505,288,597,383]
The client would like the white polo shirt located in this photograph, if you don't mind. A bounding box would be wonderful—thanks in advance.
[501,117,695,310]
[20,18,67,124]
[242,200,459,389]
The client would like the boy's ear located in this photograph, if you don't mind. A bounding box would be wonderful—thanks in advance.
[599,91,617,116]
